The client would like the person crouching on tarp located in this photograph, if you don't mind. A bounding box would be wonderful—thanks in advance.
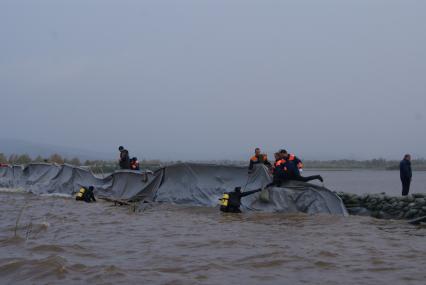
[219,187,262,213]
[76,186,97,203]
[130,157,140,170]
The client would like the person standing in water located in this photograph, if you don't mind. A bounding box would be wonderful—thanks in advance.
[219,187,262,213]
[400,154,412,196]
[76,186,96,203]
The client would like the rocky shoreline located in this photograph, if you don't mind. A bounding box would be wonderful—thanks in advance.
[337,192,426,220]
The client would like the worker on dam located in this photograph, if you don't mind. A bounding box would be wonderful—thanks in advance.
[268,152,323,187]
[271,152,283,175]
[248,147,271,172]
[118,146,131,169]
[130,157,140,170]
[279,149,304,172]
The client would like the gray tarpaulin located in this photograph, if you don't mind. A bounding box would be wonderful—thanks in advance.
[153,163,272,206]
[0,163,347,215]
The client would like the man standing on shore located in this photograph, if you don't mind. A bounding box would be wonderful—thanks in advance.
[400,154,412,196]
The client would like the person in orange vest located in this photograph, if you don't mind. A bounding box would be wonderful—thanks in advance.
[267,149,323,187]
[279,149,304,171]
[271,152,284,175]
[248,148,271,172]
[130,157,140,171]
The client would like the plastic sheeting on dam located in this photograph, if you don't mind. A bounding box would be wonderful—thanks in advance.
[0,163,348,215]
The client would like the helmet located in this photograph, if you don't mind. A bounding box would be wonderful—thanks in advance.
[118,146,124,151]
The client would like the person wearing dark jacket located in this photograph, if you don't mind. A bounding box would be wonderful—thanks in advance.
[279,149,304,171]
[248,148,272,172]
[271,152,283,175]
[400,154,412,196]
[118,146,130,169]
[76,186,96,203]
[219,187,262,213]
[268,159,323,187]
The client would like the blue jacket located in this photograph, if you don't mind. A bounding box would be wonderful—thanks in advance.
[399,159,412,180]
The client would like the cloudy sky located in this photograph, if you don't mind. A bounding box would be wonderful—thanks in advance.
[1,0,425,160]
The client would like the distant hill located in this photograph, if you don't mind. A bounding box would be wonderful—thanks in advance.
[0,138,113,161]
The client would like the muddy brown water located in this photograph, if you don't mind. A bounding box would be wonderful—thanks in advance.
[1,189,426,285]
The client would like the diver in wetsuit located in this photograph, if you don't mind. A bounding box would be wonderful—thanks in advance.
[219,187,262,213]
[76,186,97,203]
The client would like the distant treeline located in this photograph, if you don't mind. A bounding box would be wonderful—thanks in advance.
[0,153,81,166]
[303,159,426,171]
[2,153,426,171]
[0,153,163,173]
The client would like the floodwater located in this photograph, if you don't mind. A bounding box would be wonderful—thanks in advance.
[1,171,426,285]
[306,170,426,196]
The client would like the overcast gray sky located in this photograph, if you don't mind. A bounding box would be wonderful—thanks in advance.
[1,0,425,160]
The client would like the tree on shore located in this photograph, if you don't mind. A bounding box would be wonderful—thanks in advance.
[8,154,19,164]
[50,153,64,164]
[0,153,7,163]
[6,154,33,165]
[33,155,45,163]
[64,157,81,166]
[15,154,32,165]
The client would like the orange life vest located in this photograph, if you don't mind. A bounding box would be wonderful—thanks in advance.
[272,159,286,173]
[274,159,285,167]
[250,154,268,162]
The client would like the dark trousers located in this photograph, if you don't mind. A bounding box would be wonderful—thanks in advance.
[268,173,321,187]
[401,179,411,196]
[292,175,322,183]
[220,205,241,213]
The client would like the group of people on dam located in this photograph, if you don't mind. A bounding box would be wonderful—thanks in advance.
[248,147,323,185]
[219,147,324,213]
[118,146,140,171]
[73,146,414,211]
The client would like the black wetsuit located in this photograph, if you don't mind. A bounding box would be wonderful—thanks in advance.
[119,149,130,169]
[220,189,262,213]
[400,159,412,196]
[76,187,96,203]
